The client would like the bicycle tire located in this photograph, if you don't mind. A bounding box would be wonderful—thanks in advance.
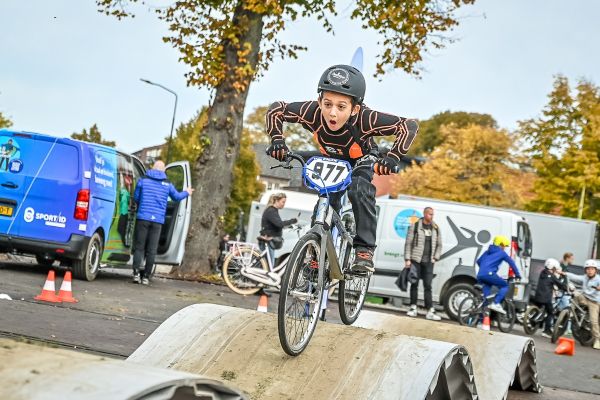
[338,246,370,325]
[552,309,570,344]
[457,296,481,327]
[496,300,516,333]
[522,306,541,335]
[573,307,595,346]
[222,246,268,295]
[278,233,324,356]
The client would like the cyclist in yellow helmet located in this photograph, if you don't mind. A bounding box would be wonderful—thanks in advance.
[476,235,522,314]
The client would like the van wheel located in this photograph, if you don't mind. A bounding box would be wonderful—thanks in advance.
[443,282,477,321]
[72,233,103,281]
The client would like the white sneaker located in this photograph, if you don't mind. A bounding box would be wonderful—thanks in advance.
[132,273,141,284]
[489,303,506,315]
[426,308,441,321]
[593,339,600,350]
[406,306,418,317]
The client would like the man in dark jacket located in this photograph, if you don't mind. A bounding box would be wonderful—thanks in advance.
[132,160,193,285]
[534,258,567,337]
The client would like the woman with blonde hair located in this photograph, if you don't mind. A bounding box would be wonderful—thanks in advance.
[259,192,297,271]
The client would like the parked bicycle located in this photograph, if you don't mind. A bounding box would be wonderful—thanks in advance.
[457,281,517,333]
[276,152,372,356]
[551,293,595,346]
[221,224,304,295]
[522,294,566,336]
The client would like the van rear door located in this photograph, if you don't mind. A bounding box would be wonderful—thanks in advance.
[0,132,81,242]
[154,161,192,265]
[0,131,27,236]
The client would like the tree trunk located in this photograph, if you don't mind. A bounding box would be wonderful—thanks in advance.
[176,3,264,277]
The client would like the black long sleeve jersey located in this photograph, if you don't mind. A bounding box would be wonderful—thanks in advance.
[266,100,418,162]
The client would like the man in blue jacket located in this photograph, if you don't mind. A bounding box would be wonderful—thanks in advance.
[476,235,522,314]
[132,160,193,285]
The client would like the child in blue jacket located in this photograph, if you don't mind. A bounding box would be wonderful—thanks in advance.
[476,235,522,314]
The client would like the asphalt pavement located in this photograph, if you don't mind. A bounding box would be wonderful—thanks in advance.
[0,259,598,399]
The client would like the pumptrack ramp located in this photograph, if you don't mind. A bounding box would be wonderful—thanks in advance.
[355,310,542,400]
[127,303,478,400]
[0,338,246,400]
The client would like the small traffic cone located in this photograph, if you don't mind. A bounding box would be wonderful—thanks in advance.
[256,293,268,313]
[34,270,62,303]
[57,271,78,303]
[555,337,575,356]
[481,312,491,331]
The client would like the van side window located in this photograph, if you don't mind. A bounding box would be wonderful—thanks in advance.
[166,165,185,193]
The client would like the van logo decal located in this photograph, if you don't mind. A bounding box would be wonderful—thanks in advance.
[394,209,422,238]
[24,207,35,223]
[440,216,490,264]
[9,159,23,173]
[0,137,21,173]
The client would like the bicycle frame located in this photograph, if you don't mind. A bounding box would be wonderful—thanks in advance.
[308,195,354,291]
[227,241,291,288]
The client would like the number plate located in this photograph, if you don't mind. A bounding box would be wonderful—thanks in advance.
[303,156,352,193]
[0,205,13,217]
[513,283,524,301]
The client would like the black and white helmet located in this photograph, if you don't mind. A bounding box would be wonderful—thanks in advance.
[317,64,366,104]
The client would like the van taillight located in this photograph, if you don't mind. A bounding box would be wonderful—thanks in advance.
[510,239,518,257]
[74,189,90,220]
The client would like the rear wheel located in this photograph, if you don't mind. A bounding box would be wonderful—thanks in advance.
[339,247,370,325]
[278,233,323,356]
[552,309,570,343]
[457,296,481,327]
[221,246,267,295]
[72,233,103,281]
[496,300,516,333]
[522,305,541,335]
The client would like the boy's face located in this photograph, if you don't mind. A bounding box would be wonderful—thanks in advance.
[585,266,597,277]
[318,91,360,131]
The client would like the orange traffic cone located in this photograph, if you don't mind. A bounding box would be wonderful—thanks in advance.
[34,270,62,303]
[555,337,575,356]
[57,271,78,303]
[256,293,268,313]
[481,312,491,331]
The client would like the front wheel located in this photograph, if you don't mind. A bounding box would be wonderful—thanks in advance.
[522,306,541,335]
[443,282,478,321]
[72,233,103,281]
[496,300,516,333]
[278,233,323,356]
[573,305,595,346]
[552,309,570,343]
[338,246,370,325]
[221,246,267,295]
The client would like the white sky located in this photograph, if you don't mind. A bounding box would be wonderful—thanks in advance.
[1,0,599,153]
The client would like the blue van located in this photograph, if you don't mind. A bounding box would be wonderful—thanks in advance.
[0,129,192,280]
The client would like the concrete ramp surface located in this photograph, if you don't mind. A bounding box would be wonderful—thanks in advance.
[355,310,542,400]
[0,338,246,400]
[127,303,478,400]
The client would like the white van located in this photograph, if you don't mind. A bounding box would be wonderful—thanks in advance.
[371,195,532,320]
[246,191,533,320]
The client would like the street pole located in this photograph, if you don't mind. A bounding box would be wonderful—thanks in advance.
[140,79,178,164]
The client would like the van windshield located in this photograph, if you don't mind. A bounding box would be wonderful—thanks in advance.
[0,134,79,180]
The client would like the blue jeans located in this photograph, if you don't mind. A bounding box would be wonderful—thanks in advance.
[556,294,571,311]
[477,273,508,304]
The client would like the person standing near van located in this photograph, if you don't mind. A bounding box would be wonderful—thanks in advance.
[404,207,443,320]
[259,193,297,267]
[560,252,574,273]
[132,160,194,285]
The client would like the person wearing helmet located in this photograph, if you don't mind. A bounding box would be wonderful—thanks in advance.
[476,235,522,315]
[566,259,600,349]
[265,64,418,273]
[533,258,568,338]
